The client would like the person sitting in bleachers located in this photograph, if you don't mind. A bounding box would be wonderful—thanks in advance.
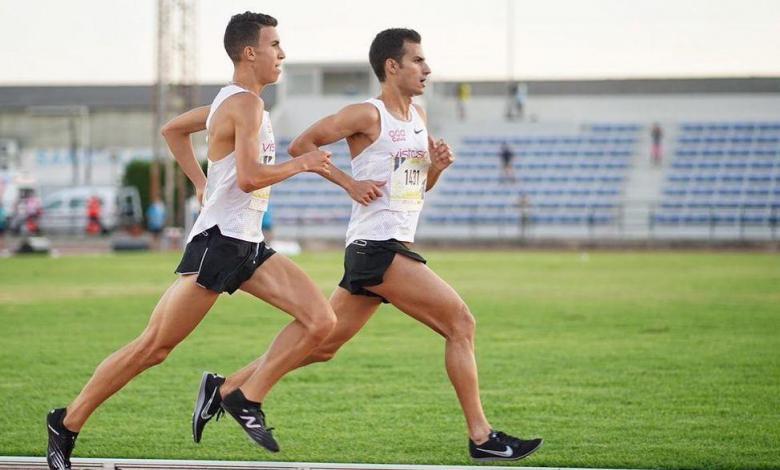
[499,142,516,184]
[651,123,664,166]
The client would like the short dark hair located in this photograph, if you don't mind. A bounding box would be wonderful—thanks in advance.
[369,28,421,82]
[224,11,278,63]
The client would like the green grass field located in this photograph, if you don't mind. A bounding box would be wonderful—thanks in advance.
[1,250,778,469]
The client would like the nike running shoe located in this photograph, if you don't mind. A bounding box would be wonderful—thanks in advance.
[221,388,279,452]
[192,371,225,443]
[46,408,78,470]
[469,430,543,462]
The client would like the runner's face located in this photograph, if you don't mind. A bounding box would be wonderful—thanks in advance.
[252,26,285,84]
[395,42,431,96]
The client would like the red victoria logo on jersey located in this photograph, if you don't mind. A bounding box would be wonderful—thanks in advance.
[389,129,406,142]
[262,142,276,152]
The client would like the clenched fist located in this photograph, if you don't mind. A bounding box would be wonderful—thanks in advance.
[348,179,386,206]
[430,138,454,171]
[300,149,332,176]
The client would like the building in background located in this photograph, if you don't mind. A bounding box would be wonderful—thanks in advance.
[1,73,779,241]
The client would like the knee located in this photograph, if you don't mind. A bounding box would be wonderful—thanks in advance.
[303,307,337,344]
[308,347,338,364]
[447,303,476,341]
[146,346,172,367]
[132,337,173,368]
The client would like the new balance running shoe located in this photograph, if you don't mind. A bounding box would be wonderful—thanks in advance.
[46,408,78,470]
[221,388,279,452]
[192,371,225,443]
[469,430,543,462]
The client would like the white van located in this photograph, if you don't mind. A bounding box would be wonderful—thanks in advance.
[39,186,142,234]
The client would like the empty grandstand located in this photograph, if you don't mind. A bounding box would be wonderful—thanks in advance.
[655,120,780,236]
[1,73,779,243]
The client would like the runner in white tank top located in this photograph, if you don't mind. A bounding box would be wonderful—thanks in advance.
[345,97,430,244]
[46,14,339,465]
[287,28,543,462]
[187,83,275,244]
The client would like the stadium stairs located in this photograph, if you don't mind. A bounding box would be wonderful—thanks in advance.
[270,96,779,243]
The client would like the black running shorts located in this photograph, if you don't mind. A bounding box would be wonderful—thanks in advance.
[175,225,275,294]
[338,239,426,303]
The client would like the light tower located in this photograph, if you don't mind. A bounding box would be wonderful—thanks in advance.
[151,0,198,228]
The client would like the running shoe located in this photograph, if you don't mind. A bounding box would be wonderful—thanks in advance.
[221,388,279,452]
[46,408,78,470]
[192,371,225,443]
[469,430,542,462]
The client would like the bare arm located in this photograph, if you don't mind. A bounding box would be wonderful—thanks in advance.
[425,138,453,191]
[414,104,454,191]
[289,103,385,205]
[232,94,330,192]
[161,106,209,199]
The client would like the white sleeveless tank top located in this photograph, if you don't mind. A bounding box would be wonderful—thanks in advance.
[186,84,275,243]
[345,98,430,245]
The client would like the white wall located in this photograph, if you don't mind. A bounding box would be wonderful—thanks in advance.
[429,93,780,125]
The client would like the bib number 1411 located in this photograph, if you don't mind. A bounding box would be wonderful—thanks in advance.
[404,169,421,185]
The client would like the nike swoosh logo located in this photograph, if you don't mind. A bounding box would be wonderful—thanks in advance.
[414,129,424,134]
[476,445,513,457]
[200,387,219,420]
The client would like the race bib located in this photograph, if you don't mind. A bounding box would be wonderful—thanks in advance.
[389,150,429,211]
[249,153,274,211]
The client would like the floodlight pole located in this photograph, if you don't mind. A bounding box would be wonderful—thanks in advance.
[68,117,79,186]
[151,0,167,206]
[80,106,92,185]
[153,0,198,228]
[507,0,515,83]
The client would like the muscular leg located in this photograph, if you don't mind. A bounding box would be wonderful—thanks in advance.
[221,287,381,396]
[367,254,493,443]
[64,275,219,431]
[304,288,383,364]
[223,255,336,403]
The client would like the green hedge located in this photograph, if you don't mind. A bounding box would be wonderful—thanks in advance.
[122,159,207,225]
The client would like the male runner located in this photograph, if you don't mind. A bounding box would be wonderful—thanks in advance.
[193,28,543,462]
[45,12,336,469]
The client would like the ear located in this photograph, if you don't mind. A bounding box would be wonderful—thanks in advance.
[243,45,256,62]
[385,58,399,77]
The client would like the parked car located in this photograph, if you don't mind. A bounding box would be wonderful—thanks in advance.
[39,186,142,235]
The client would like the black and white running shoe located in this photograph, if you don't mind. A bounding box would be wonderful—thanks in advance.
[192,371,226,443]
[221,388,279,452]
[469,430,543,462]
[46,408,78,470]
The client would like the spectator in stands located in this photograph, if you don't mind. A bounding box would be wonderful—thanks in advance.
[651,122,663,166]
[516,192,531,238]
[507,82,527,121]
[146,197,166,240]
[499,142,516,184]
[456,82,470,120]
